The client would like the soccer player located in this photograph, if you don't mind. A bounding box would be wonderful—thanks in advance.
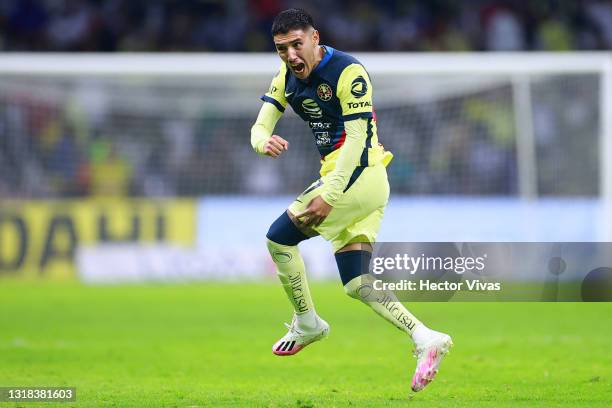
[250,9,452,392]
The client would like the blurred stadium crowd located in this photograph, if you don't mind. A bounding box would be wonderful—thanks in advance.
[1,0,611,52]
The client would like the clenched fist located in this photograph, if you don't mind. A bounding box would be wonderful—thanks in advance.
[264,135,289,157]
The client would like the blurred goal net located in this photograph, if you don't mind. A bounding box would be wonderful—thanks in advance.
[0,53,610,201]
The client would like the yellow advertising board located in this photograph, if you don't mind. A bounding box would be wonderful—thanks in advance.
[0,199,195,279]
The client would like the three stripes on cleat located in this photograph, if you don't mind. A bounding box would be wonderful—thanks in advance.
[276,340,296,352]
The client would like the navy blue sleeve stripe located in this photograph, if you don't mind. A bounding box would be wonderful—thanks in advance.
[343,166,366,193]
[260,95,285,113]
[359,147,368,167]
[365,117,373,149]
[343,111,373,121]
[359,118,373,167]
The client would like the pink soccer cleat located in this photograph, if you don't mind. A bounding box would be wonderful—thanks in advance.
[411,330,453,392]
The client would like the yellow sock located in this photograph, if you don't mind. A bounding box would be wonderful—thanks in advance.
[266,239,317,328]
[344,274,423,335]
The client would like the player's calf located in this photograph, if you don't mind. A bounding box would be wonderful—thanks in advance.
[267,210,329,354]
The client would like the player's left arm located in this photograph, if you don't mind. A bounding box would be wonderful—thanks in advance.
[296,64,373,226]
[321,63,373,206]
[319,118,368,205]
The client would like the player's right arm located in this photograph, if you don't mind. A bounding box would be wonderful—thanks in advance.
[251,64,290,157]
[251,103,289,157]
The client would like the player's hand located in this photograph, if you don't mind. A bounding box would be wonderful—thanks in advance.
[264,135,289,157]
[295,195,333,227]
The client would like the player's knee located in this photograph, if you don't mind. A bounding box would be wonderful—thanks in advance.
[266,211,309,246]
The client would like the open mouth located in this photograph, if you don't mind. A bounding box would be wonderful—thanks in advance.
[291,63,305,75]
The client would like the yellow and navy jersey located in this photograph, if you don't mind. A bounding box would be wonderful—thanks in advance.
[261,46,386,175]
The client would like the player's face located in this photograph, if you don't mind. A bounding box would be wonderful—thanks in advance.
[273,28,320,80]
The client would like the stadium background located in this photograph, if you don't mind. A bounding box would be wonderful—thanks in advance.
[1,1,611,407]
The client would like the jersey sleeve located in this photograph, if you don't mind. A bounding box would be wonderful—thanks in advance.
[336,63,374,121]
[251,101,283,155]
[260,63,288,113]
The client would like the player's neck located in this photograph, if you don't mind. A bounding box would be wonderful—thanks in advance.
[311,45,325,72]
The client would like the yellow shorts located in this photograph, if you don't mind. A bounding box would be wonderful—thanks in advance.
[288,163,390,251]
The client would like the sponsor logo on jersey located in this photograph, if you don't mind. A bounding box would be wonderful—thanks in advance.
[301,98,323,119]
[315,131,331,146]
[309,121,332,129]
[347,101,372,109]
[317,83,333,101]
[351,76,368,98]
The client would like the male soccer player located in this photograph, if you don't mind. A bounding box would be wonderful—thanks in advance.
[250,9,452,392]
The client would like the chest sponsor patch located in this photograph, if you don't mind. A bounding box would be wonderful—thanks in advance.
[302,98,323,119]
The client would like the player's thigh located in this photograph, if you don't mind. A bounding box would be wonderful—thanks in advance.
[287,179,324,237]
[321,163,390,241]
[330,206,386,252]
[287,175,362,240]
[331,163,389,216]
[352,163,389,213]
[286,164,389,240]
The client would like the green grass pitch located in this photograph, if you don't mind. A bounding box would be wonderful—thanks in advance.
[0,281,610,407]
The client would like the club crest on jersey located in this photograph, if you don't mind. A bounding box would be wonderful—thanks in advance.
[351,76,368,98]
[301,98,323,119]
[317,83,333,101]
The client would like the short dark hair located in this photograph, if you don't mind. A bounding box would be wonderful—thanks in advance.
[271,8,314,36]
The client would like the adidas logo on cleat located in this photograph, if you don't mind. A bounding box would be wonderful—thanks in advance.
[276,340,296,353]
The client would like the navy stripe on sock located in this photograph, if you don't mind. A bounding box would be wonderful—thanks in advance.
[266,211,309,246]
[335,250,372,286]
